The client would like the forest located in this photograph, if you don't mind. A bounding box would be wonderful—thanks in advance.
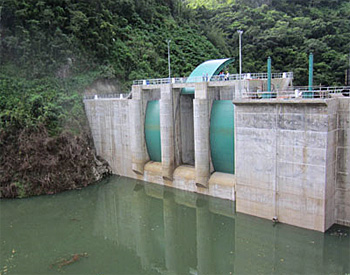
[188,0,350,85]
[0,0,349,198]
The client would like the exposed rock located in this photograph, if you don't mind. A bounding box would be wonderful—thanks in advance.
[92,155,112,181]
[84,78,122,97]
[0,125,111,199]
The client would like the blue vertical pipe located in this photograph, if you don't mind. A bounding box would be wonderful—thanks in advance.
[267,57,272,92]
[309,53,313,91]
[263,56,272,98]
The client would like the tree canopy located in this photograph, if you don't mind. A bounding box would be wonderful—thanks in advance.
[187,0,350,85]
[0,0,221,84]
[1,0,349,85]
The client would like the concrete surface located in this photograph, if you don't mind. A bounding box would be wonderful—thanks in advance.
[336,98,350,226]
[233,98,347,231]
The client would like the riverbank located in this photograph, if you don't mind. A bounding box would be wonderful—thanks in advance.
[0,125,111,199]
[0,72,112,199]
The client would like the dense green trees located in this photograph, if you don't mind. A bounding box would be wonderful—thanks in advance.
[1,0,220,84]
[186,0,350,85]
[0,72,98,135]
[1,0,349,85]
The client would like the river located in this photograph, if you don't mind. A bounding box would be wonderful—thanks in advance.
[0,175,349,274]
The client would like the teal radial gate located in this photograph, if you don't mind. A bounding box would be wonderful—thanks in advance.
[210,100,235,174]
[145,100,162,162]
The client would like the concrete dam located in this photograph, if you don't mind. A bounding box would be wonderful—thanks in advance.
[84,59,350,232]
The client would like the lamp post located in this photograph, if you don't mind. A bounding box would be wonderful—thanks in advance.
[167,39,171,80]
[237,30,243,97]
[348,47,350,85]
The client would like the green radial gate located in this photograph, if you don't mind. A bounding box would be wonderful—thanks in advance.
[145,100,162,162]
[210,100,235,174]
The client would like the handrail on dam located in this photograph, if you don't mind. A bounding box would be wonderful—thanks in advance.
[244,85,350,99]
[132,72,294,86]
[83,92,131,100]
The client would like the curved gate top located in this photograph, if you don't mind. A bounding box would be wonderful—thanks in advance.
[182,58,235,94]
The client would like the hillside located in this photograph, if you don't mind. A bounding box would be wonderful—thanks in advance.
[1,0,221,83]
[2,0,349,85]
[186,0,350,85]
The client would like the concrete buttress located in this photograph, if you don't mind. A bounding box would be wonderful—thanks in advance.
[194,82,210,187]
[160,84,175,180]
[130,86,148,174]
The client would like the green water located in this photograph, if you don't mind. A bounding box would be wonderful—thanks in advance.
[0,176,349,275]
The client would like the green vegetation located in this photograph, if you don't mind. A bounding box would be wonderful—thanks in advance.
[1,0,221,83]
[186,0,350,85]
[0,73,97,135]
[1,0,349,197]
[2,0,349,86]
[0,72,108,198]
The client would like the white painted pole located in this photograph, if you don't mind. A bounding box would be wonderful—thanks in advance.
[237,30,243,98]
[167,39,171,79]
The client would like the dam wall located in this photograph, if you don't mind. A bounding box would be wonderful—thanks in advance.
[336,99,350,227]
[232,97,350,231]
[84,98,134,178]
[84,80,350,232]
[234,99,338,231]
[85,83,237,201]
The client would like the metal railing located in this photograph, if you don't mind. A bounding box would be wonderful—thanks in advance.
[83,93,131,100]
[243,86,350,99]
[86,79,349,101]
[132,72,294,86]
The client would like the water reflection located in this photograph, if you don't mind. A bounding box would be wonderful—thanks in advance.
[93,178,235,274]
[0,175,349,274]
[93,176,349,275]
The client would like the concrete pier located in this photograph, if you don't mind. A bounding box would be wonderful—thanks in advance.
[130,86,148,175]
[336,99,350,227]
[130,99,148,174]
[194,82,211,187]
[160,85,175,180]
[194,101,210,187]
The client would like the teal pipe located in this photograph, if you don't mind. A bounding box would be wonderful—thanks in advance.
[262,56,272,98]
[309,53,313,91]
[267,56,271,92]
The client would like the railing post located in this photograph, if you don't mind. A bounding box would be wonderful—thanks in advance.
[267,56,272,93]
[309,52,313,91]
[303,53,314,98]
